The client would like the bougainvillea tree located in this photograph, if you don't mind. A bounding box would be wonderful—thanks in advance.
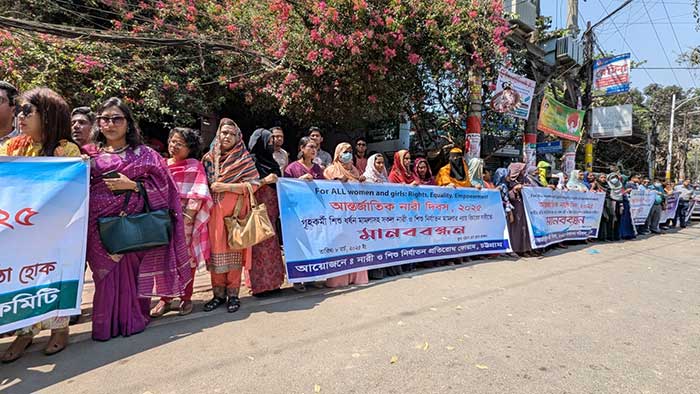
[0,0,510,133]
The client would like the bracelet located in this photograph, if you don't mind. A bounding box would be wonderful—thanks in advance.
[183,213,193,220]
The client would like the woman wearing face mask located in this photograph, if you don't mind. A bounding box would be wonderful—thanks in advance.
[202,118,260,313]
[0,88,81,363]
[150,127,212,318]
[323,142,366,183]
[436,148,472,188]
[84,97,191,341]
[413,158,435,185]
[388,149,418,185]
[323,143,368,287]
[245,128,286,296]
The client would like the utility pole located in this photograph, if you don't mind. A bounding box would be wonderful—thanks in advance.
[583,21,594,173]
[666,93,676,182]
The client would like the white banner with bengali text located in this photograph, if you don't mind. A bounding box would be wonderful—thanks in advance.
[0,158,89,333]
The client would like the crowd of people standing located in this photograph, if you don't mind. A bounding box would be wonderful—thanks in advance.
[0,82,696,363]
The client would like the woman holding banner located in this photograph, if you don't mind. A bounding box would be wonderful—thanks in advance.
[323,143,369,288]
[413,158,435,186]
[367,153,403,278]
[284,137,325,180]
[246,128,286,296]
[597,173,618,242]
[84,97,192,342]
[150,127,212,318]
[436,148,471,188]
[388,150,417,185]
[202,118,260,312]
[567,170,588,192]
[1,88,80,363]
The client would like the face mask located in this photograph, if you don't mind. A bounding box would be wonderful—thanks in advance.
[654,182,662,188]
[340,152,353,163]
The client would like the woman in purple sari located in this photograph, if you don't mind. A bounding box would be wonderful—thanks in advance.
[84,97,191,341]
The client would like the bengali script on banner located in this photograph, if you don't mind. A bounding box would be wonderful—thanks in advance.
[660,192,680,223]
[277,179,511,283]
[630,190,656,226]
[0,158,89,333]
[522,188,605,249]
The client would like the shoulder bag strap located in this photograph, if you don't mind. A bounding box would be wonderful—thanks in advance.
[137,181,152,212]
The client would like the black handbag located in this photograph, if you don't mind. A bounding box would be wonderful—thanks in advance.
[98,182,173,254]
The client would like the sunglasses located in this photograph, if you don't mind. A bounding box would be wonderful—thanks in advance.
[97,116,126,126]
[15,104,36,118]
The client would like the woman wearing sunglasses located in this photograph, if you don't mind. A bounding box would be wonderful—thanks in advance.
[1,88,80,363]
[82,97,192,341]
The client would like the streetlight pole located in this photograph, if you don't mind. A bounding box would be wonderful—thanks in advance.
[666,94,676,182]
[666,94,700,182]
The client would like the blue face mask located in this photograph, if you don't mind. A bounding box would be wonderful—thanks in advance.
[340,152,353,163]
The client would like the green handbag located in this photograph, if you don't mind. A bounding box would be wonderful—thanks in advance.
[98,182,173,254]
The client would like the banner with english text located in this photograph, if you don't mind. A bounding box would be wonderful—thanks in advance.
[0,158,89,333]
[277,179,511,283]
[522,188,606,249]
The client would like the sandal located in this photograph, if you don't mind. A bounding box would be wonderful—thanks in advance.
[292,283,307,293]
[2,335,33,363]
[178,300,194,316]
[203,296,226,312]
[44,328,69,356]
[226,296,241,313]
[149,300,171,318]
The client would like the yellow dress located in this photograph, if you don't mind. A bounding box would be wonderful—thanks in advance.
[436,162,472,188]
[0,137,80,157]
[0,136,80,335]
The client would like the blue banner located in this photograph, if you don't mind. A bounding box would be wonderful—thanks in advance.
[0,158,89,333]
[277,179,511,283]
[536,141,562,154]
[522,188,606,248]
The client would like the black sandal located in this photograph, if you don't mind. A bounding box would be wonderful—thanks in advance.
[226,296,241,313]
[203,296,226,312]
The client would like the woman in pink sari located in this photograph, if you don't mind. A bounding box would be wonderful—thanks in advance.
[85,97,192,341]
[150,128,212,317]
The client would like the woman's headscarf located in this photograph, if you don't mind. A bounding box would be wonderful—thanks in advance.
[448,148,467,181]
[363,153,388,183]
[436,148,471,187]
[468,158,484,187]
[202,119,260,184]
[507,162,526,187]
[606,173,624,201]
[583,171,595,189]
[525,165,542,186]
[388,149,415,184]
[554,172,568,191]
[413,157,435,185]
[493,168,510,189]
[567,170,588,192]
[323,142,361,181]
[537,161,551,186]
[248,128,282,178]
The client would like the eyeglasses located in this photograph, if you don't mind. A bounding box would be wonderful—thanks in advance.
[97,116,126,126]
[15,104,36,118]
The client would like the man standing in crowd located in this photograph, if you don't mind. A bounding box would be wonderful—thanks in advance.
[641,178,650,190]
[625,174,640,190]
[309,126,332,168]
[648,179,666,234]
[673,178,693,228]
[271,126,289,172]
[70,106,95,147]
[0,81,19,145]
[354,137,368,173]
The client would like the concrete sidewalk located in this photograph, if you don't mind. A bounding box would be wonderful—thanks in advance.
[1,225,696,355]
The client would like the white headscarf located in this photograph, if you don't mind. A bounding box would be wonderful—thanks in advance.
[363,153,388,183]
[567,170,588,192]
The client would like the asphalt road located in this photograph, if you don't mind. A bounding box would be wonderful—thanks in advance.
[2,226,699,394]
